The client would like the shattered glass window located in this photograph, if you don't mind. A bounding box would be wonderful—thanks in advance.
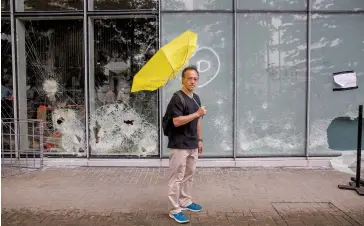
[309,14,364,157]
[21,20,85,157]
[90,17,159,157]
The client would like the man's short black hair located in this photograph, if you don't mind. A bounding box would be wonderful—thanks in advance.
[181,65,199,78]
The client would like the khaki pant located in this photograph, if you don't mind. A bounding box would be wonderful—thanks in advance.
[168,148,198,214]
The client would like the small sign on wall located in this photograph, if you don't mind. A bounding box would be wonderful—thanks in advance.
[333,70,358,91]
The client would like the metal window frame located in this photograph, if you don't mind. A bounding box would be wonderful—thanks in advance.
[158,0,162,160]
[84,0,90,159]
[233,0,237,161]
[10,0,19,154]
[158,13,167,159]
[305,0,311,159]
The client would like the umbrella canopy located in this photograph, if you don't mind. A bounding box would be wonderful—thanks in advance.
[131,30,198,92]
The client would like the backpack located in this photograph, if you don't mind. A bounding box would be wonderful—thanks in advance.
[162,91,185,136]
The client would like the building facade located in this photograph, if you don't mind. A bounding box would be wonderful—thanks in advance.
[1,0,364,165]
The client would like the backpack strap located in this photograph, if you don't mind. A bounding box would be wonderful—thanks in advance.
[175,90,185,111]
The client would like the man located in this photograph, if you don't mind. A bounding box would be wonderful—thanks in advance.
[165,66,207,223]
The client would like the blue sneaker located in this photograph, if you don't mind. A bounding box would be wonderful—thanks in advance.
[183,203,203,212]
[169,212,190,224]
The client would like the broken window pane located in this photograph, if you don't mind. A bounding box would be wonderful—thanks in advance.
[90,17,158,156]
[18,20,86,157]
[309,14,364,156]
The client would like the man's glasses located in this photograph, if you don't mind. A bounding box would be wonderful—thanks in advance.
[184,77,199,82]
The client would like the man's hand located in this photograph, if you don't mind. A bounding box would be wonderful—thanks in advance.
[198,141,203,154]
[173,106,206,127]
[196,106,207,117]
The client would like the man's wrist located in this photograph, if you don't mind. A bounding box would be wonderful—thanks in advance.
[198,138,203,142]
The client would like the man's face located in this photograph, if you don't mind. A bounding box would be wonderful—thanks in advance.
[182,69,199,92]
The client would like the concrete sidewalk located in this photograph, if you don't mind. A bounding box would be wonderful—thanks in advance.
[2,167,364,225]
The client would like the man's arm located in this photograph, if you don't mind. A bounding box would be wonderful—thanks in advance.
[171,93,206,127]
[173,106,206,127]
[172,112,200,127]
[197,119,202,140]
[197,119,203,153]
[196,95,203,140]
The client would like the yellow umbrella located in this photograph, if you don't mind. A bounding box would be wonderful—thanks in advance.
[131,30,198,92]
